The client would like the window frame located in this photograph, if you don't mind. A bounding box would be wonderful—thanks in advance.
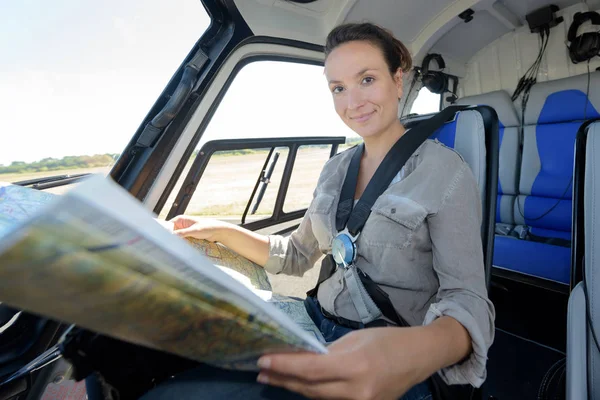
[161,136,344,231]
[152,53,330,217]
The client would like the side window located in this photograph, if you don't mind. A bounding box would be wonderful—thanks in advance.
[410,86,441,115]
[1,1,209,185]
[159,148,290,224]
[159,60,357,223]
[283,145,331,213]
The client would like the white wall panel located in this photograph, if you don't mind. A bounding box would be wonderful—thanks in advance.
[460,3,600,98]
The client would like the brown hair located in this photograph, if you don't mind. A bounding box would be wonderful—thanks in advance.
[325,22,412,75]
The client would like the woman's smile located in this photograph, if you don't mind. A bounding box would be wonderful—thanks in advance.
[350,110,376,123]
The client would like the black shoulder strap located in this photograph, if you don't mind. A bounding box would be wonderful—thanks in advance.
[336,105,468,236]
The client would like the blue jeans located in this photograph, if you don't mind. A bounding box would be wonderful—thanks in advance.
[140,297,432,400]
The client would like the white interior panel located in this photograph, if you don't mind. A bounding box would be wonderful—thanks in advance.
[431,10,510,62]
[344,0,455,43]
[460,3,600,97]
[234,0,356,45]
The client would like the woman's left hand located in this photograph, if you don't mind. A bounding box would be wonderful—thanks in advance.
[256,327,431,400]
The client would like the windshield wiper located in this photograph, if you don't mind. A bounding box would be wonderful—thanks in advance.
[12,173,91,190]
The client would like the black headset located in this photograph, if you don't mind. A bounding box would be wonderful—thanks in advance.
[567,11,600,64]
[420,53,449,94]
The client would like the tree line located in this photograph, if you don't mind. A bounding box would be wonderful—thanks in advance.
[0,154,119,174]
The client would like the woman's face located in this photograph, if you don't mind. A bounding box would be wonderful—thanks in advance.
[324,40,403,140]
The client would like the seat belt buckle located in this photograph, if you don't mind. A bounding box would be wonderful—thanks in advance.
[519,226,529,240]
[332,228,359,269]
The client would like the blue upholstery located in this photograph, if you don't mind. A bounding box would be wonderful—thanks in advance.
[536,90,599,124]
[529,123,576,199]
[460,74,600,284]
[494,235,571,284]
[431,118,456,147]
[493,74,600,284]
[529,227,571,241]
[522,197,572,231]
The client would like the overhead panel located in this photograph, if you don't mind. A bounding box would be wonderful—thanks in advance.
[431,10,510,63]
[343,0,455,43]
[500,0,583,19]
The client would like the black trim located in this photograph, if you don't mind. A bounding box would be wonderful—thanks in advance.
[161,136,345,230]
[12,173,91,190]
[492,267,569,295]
[571,118,600,290]
[477,106,500,289]
[242,148,276,224]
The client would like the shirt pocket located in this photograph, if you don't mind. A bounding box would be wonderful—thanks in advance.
[361,194,428,248]
[308,192,336,249]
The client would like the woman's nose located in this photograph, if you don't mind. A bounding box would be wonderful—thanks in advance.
[346,87,366,110]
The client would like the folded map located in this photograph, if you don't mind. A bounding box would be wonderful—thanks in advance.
[0,176,326,370]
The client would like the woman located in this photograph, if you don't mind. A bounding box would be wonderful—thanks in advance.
[144,22,495,400]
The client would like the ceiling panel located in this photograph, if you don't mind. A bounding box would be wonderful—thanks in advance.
[344,0,455,43]
[500,0,583,20]
[430,9,510,63]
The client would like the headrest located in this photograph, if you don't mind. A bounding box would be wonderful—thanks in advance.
[456,90,519,127]
[524,72,600,125]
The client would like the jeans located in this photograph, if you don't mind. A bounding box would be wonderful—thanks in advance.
[140,297,432,400]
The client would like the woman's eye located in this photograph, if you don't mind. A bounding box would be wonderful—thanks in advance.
[332,86,344,94]
[362,76,375,85]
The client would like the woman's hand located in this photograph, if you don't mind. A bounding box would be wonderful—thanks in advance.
[168,215,234,242]
[164,215,271,266]
[256,327,431,400]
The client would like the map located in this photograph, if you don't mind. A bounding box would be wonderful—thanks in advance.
[0,178,326,369]
[269,294,325,343]
[0,182,55,237]
[185,238,272,294]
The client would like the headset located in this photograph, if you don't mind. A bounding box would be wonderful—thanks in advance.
[567,11,600,64]
[420,53,449,94]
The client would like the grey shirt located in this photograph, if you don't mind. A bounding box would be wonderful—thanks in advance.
[265,139,495,387]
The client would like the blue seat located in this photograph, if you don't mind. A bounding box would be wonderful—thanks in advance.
[496,72,600,284]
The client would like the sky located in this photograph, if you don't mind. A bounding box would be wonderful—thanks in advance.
[0,0,439,167]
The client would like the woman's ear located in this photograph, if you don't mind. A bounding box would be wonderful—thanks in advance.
[394,69,404,99]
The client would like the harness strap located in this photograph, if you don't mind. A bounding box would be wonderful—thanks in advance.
[343,266,383,324]
[308,105,468,314]
[336,105,469,237]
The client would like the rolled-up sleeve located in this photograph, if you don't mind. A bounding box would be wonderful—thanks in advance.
[263,202,324,277]
[423,164,496,387]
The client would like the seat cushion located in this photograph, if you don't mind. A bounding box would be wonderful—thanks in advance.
[516,123,576,232]
[493,235,571,284]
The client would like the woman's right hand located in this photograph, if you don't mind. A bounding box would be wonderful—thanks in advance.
[168,215,234,243]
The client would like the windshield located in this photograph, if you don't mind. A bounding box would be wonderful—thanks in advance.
[0,0,210,188]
